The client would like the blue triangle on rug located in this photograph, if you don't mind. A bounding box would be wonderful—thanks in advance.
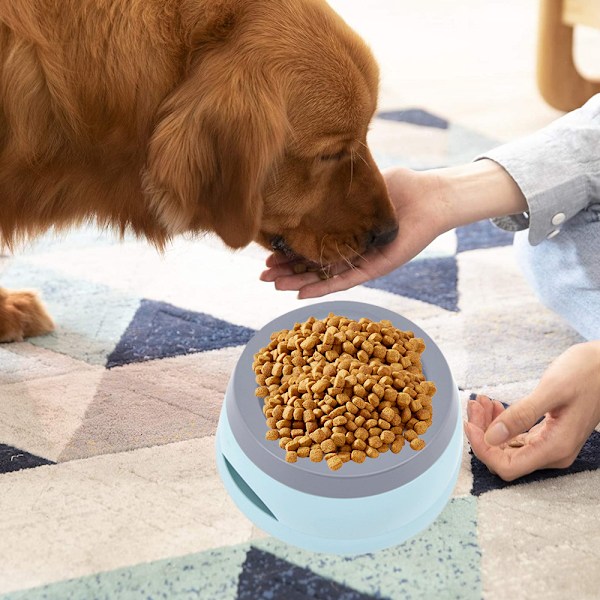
[0,443,55,474]
[470,430,600,496]
[456,219,514,253]
[106,299,255,368]
[236,546,376,600]
[363,256,459,312]
[377,108,448,130]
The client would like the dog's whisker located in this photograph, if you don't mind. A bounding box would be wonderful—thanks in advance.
[268,161,282,186]
[344,243,368,266]
[319,233,329,269]
[336,240,356,271]
[356,152,371,170]
[352,140,373,171]
[347,149,354,197]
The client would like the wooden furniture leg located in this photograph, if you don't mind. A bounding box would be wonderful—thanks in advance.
[537,0,600,111]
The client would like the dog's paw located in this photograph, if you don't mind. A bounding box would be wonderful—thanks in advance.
[0,290,55,343]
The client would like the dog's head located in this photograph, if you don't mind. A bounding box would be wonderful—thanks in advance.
[144,0,397,266]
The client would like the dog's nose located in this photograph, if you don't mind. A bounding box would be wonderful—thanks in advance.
[367,224,399,249]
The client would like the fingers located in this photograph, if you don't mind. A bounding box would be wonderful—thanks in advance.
[465,394,570,481]
[297,267,372,299]
[260,263,358,296]
[466,400,485,430]
[260,267,319,287]
[481,347,594,448]
[264,252,291,268]
[260,253,312,282]
[265,261,350,285]
[491,399,505,421]
[483,389,557,447]
[465,423,551,481]
[260,251,379,298]
[465,419,548,481]
[464,421,505,473]
[466,396,504,430]
[260,253,354,288]
[298,269,368,300]
[465,395,537,480]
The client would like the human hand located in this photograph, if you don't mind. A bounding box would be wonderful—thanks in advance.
[260,166,448,298]
[465,341,600,481]
[260,160,527,299]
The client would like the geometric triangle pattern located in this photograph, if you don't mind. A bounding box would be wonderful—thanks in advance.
[456,219,514,253]
[248,496,481,599]
[363,256,459,312]
[377,107,449,129]
[0,496,481,599]
[106,299,255,368]
[0,443,55,474]
[236,546,377,600]
[1,104,598,600]
[0,262,141,366]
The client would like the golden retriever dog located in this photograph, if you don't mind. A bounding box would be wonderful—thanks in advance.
[0,0,398,342]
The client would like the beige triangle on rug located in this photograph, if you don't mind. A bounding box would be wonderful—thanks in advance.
[478,469,600,600]
[58,346,242,462]
[0,435,253,594]
[0,362,103,462]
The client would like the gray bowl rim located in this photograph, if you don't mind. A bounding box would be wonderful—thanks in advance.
[225,300,459,498]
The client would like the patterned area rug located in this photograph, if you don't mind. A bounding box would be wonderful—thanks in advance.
[1,109,598,600]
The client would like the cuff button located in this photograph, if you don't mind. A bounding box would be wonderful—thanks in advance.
[551,212,566,226]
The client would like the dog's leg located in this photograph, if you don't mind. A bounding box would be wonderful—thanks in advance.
[0,288,55,343]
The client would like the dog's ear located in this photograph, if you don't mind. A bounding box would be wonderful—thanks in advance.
[144,58,287,248]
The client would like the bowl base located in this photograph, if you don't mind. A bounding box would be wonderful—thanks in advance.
[215,418,462,556]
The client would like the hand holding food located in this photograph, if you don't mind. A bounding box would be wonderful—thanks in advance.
[465,341,600,481]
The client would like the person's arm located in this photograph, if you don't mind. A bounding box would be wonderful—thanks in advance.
[434,159,528,229]
[480,93,600,244]
[261,94,600,298]
[261,160,527,298]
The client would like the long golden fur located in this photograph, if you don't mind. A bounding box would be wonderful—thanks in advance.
[0,0,397,341]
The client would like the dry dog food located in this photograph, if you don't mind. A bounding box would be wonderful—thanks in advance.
[292,262,330,279]
[253,313,436,471]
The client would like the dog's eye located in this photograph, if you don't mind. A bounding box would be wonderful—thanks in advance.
[320,151,346,161]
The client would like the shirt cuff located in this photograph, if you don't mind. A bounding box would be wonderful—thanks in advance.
[478,144,589,245]
[474,92,600,244]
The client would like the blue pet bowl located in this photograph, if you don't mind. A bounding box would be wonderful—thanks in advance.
[215,300,461,555]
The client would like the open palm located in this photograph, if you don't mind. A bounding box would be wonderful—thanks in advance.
[260,168,448,298]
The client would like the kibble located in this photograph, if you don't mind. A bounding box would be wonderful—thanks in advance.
[508,438,525,448]
[410,438,426,451]
[310,446,324,462]
[253,314,435,470]
[327,455,344,471]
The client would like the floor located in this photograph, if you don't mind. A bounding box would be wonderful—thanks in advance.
[330,0,600,142]
[1,2,600,599]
